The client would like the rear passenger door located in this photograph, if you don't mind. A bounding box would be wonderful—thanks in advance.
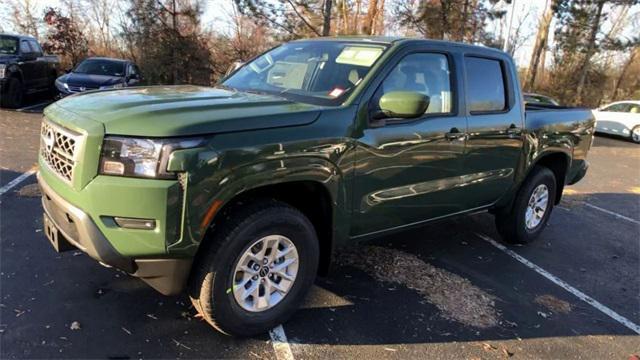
[460,55,524,209]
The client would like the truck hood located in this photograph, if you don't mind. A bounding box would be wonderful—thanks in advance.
[46,85,324,137]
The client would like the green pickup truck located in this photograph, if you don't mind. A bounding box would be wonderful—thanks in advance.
[37,37,594,336]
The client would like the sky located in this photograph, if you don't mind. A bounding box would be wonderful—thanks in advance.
[2,0,638,68]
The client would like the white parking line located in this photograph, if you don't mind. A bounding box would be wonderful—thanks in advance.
[0,169,36,196]
[583,202,640,225]
[476,233,640,335]
[269,325,295,360]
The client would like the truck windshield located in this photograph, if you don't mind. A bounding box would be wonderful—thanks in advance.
[223,42,388,106]
[74,59,126,77]
[0,36,18,55]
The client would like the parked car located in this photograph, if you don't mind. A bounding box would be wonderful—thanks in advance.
[37,37,594,337]
[0,33,59,108]
[55,57,142,97]
[593,100,640,143]
[523,92,560,106]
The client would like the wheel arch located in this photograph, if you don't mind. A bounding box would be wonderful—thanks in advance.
[530,151,571,204]
[191,157,349,276]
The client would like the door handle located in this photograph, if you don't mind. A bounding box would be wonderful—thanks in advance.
[506,124,521,137]
[445,128,467,141]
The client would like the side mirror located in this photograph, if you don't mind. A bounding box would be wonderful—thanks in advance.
[378,91,430,119]
[65,68,72,73]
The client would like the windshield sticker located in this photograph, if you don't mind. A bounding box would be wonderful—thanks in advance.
[328,87,345,98]
[336,46,384,67]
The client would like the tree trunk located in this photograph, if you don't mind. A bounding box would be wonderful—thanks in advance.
[322,0,332,36]
[363,0,381,35]
[526,0,553,91]
[611,48,638,101]
[575,0,604,105]
[375,0,385,35]
[172,0,178,85]
[460,0,469,42]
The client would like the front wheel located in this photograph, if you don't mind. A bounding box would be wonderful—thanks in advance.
[495,166,557,244]
[630,125,640,144]
[189,200,319,336]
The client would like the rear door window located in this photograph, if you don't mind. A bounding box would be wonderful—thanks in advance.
[20,40,32,54]
[28,40,42,56]
[465,57,507,113]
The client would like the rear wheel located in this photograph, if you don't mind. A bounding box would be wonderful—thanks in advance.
[495,166,556,244]
[630,125,640,144]
[1,77,24,108]
[189,200,319,336]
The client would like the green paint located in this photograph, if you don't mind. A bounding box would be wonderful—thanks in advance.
[38,38,595,284]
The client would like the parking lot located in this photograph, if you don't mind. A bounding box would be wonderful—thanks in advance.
[1,101,638,359]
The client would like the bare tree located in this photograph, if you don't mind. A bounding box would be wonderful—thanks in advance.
[9,0,41,39]
[526,0,554,90]
[574,0,605,104]
[86,0,114,53]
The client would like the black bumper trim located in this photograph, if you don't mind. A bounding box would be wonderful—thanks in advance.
[37,172,192,295]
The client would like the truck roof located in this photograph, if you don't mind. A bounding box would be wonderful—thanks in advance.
[293,36,507,56]
[0,33,38,42]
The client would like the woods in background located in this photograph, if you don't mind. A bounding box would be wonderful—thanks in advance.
[1,0,638,107]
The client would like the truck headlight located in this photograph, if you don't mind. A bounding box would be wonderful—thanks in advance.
[0,64,6,79]
[99,136,204,179]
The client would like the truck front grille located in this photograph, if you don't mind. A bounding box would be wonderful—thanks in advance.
[40,119,81,183]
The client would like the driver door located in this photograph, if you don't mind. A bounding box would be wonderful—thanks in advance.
[352,51,468,236]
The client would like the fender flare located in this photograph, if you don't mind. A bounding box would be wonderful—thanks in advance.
[177,155,351,258]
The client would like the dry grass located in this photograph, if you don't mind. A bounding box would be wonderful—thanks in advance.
[534,294,572,314]
[338,246,499,328]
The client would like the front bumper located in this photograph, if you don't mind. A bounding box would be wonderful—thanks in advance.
[38,171,192,295]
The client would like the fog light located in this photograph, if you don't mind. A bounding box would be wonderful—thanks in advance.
[114,217,156,230]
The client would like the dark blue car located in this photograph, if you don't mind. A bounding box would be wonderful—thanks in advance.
[55,57,142,97]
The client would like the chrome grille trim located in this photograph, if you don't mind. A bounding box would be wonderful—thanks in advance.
[40,119,82,183]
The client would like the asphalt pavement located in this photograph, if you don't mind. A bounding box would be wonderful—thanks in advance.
[1,102,638,359]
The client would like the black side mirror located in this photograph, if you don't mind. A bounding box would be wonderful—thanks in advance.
[65,68,72,73]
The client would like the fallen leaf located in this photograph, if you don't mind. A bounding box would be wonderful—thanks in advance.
[502,348,514,357]
[537,311,550,319]
[172,338,192,350]
[483,343,498,352]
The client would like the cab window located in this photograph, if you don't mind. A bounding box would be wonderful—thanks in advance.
[465,56,507,113]
[20,40,32,54]
[375,53,453,114]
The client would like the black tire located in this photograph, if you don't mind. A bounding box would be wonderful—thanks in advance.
[1,77,24,109]
[188,199,319,336]
[495,166,557,244]
[630,125,640,144]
